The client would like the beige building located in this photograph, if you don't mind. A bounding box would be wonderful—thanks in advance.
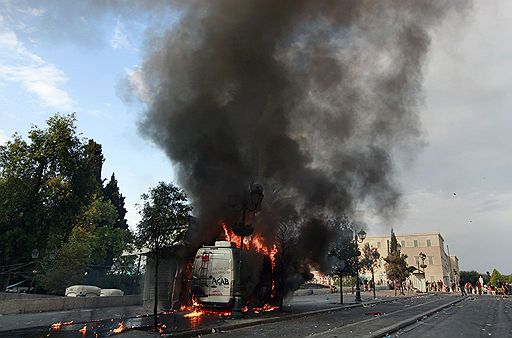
[363,232,460,288]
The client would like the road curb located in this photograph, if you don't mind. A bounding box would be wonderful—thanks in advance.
[364,296,467,338]
[164,295,419,337]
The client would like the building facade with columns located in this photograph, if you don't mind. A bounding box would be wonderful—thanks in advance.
[363,232,459,287]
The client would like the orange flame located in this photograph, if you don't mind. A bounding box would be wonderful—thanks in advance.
[50,322,62,331]
[221,223,279,297]
[157,324,167,333]
[253,304,280,313]
[50,320,73,332]
[112,321,125,334]
[182,296,232,318]
[222,223,241,248]
[184,309,203,318]
[78,325,87,337]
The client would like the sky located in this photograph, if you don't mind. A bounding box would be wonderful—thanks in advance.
[0,1,510,274]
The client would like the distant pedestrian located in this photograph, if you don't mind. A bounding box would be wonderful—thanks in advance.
[459,279,466,296]
[476,279,482,295]
[465,281,472,295]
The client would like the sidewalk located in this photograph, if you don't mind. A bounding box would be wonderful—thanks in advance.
[0,305,146,333]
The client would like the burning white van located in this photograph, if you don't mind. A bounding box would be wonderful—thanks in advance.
[191,240,272,308]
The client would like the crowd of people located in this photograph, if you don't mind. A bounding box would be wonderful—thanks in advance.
[459,276,512,296]
[355,275,512,296]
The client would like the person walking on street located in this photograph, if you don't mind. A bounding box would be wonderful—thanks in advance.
[459,279,466,296]
[478,276,484,295]
[476,279,482,295]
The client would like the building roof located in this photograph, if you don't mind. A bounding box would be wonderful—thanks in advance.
[365,232,445,241]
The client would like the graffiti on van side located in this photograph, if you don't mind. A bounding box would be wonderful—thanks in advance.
[208,275,230,288]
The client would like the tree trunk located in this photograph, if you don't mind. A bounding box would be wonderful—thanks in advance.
[153,246,159,330]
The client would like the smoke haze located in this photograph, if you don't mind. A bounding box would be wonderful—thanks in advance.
[133,0,469,264]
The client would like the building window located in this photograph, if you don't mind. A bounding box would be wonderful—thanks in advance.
[414,240,418,247]
[377,241,381,248]
[427,239,432,247]
[428,256,434,264]
[401,240,405,248]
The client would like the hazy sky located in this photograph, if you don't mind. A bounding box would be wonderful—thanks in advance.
[0,1,510,274]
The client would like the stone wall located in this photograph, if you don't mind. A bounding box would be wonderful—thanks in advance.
[0,295,142,315]
[0,292,56,301]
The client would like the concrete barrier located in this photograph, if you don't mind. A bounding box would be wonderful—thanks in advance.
[0,292,56,301]
[0,294,142,315]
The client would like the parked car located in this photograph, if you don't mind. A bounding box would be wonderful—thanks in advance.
[100,289,124,296]
[65,285,101,297]
[300,283,337,293]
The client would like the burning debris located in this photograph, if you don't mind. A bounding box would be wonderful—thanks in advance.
[78,325,87,337]
[111,322,125,334]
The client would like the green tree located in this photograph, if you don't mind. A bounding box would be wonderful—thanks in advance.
[327,215,359,304]
[39,196,131,294]
[489,269,503,287]
[40,235,91,294]
[0,113,131,292]
[384,229,410,295]
[0,114,86,285]
[360,242,380,299]
[104,173,128,230]
[459,270,479,285]
[135,182,192,330]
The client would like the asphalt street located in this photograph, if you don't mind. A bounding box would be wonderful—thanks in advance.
[395,295,512,338]
[206,294,457,338]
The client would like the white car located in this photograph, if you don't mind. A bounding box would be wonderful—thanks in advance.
[65,285,101,297]
[100,289,124,296]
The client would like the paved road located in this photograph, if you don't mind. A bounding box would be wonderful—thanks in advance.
[205,294,458,338]
[395,295,512,338]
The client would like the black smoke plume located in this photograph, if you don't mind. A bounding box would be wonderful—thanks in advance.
[132,1,469,280]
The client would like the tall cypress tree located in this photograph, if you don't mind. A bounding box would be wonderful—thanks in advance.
[103,173,128,230]
[384,229,410,294]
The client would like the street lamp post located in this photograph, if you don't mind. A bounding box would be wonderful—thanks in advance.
[232,183,264,250]
[231,183,264,317]
[453,269,458,291]
[29,249,39,293]
[418,252,427,292]
[419,252,427,270]
[354,229,366,303]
